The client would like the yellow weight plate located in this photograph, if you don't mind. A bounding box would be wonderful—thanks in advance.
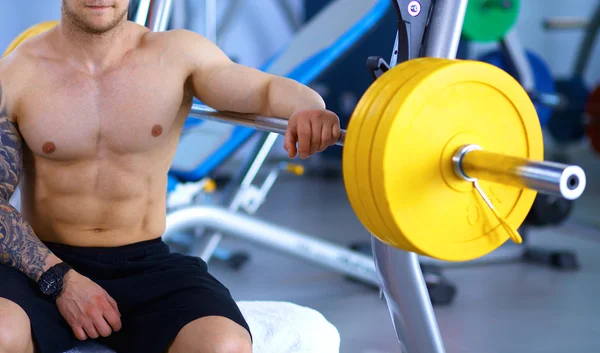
[367,59,457,253]
[3,21,59,58]
[355,58,446,250]
[370,59,467,250]
[371,60,543,261]
[365,59,455,252]
[343,65,395,236]
[353,59,428,248]
[344,58,437,245]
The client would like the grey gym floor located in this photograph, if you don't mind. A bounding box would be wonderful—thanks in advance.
[205,139,600,353]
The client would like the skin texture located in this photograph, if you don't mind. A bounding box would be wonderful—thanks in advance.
[0,0,341,352]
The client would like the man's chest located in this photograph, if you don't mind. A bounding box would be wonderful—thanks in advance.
[17,62,190,160]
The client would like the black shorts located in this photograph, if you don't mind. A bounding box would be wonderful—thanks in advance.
[0,238,251,353]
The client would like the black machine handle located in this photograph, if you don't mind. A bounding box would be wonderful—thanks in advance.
[366,56,392,81]
[393,0,434,61]
[367,0,433,81]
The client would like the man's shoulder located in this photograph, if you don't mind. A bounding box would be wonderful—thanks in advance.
[142,28,205,48]
[1,30,53,77]
[142,26,220,53]
[0,30,53,121]
[0,50,29,101]
[139,28,219,69]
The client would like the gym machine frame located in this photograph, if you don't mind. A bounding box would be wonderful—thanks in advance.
[165,1,585,352]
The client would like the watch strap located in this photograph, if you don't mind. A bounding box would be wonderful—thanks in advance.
[50,262,73,278]
[40,262,73,300]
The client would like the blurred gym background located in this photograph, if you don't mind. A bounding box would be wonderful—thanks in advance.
[2,1,599,352]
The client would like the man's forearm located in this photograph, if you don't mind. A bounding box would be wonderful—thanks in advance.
[0,82,61,282]
[264,76,326,118]
[0,199,61,281]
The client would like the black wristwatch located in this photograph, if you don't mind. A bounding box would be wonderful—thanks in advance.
[38,262,73,299]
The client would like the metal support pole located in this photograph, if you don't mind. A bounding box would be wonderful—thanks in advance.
[133,0,152,26]
[374,1,468,352]
[423,0,469,59]
[164,206,380,285]
[195,133,281,262]
[574,2,600,77]
[149,0,174,32]
[501,29,536,92]
[373,238,446,353]
[205,0,218,43]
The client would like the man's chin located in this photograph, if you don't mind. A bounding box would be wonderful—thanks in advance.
[80,21,118,35]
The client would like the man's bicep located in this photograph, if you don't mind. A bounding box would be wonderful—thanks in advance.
[193,64,274,113]
[181,31,272,113]
[0,79,23,201]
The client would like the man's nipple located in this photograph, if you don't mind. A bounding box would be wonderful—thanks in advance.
[42,142,56,154]
[151,124,163,137]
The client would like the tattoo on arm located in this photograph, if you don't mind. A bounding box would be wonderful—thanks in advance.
[0,81,52,281]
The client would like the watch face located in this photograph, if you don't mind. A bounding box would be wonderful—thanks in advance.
[39,272,62,296]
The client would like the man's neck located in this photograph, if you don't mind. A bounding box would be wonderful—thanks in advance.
[58,20,128,74]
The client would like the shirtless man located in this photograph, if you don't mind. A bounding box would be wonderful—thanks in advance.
[0,1,341,352]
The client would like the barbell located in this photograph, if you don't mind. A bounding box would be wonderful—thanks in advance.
[190,57,587,262]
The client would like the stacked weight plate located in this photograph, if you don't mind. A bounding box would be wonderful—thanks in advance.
[344,58,445,252]
[344,58,544,262]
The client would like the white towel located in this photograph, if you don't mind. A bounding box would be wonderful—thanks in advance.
[238,301,341,353]
[64,301,340,353]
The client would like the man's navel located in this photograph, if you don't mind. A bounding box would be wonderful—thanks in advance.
[42,142,56,154]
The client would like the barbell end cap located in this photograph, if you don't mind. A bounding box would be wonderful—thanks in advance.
[559,165,586,200]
